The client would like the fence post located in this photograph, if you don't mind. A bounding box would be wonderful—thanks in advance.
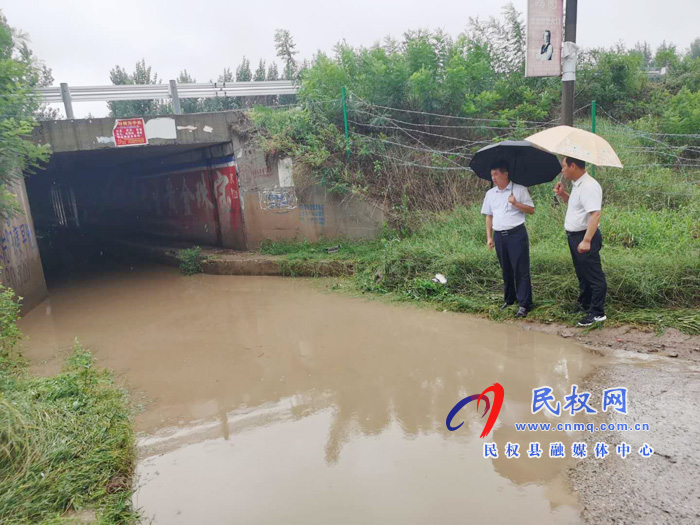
[342,86,350,160]
[60,83,74,119]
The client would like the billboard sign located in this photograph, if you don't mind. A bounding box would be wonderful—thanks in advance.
[525,0,563,77]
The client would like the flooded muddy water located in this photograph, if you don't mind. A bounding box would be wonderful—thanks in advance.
[19,265,606,524]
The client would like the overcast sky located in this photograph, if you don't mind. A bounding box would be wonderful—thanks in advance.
[3,0,698,117]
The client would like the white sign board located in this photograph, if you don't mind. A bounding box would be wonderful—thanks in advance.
[525,0,563,77]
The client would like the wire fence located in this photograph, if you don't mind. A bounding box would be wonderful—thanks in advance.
[297,93,700,200]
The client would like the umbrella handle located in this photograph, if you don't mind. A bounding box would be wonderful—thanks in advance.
[552,173,563,206]
[509,183,513,209]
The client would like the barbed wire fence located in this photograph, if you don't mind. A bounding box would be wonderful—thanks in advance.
[297,93,700,209]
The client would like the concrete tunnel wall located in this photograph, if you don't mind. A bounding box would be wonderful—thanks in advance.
[31,113,250,250]
[107,156,245,249]
[30,111,385,251]
[0,175,48,313]
[17,111,385,309]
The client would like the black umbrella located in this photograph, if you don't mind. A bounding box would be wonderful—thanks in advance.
[468,140,562,187]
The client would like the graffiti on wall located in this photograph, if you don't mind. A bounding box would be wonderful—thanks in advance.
[121,161,243,247]
[299,203,325,225]
[214,170,236,212]
[212,165,245,247]
[259,188,298,212]
[0,218,37,291]
[195,174,214,213]
[250,166,274,178]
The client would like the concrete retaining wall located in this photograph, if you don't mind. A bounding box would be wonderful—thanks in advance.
[234,145,385,249]
[0,177,48,312]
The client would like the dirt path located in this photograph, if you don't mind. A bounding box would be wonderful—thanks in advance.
[571,355,700,524]
[522,321,700,363]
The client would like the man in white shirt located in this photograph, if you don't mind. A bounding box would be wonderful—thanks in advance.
[481,160,535,318]
[554,156,608,326]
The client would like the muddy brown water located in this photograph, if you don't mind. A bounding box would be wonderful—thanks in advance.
[19,265,606,524]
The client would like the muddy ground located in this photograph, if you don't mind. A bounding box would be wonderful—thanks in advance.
[570,357,700,524]
[520,321,700,523]
[523,322,700,363]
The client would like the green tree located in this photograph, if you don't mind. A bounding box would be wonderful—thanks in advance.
[108,59,170,117]
[661,87,700,136]
[267,61,279,80]
[690,38,700,60]
[16,40,58,120]
[467,3,525,74]
[275,29,298,80]
[254,59,266,81]
[0,12,51,219]
[633,41,653,68]
[201,68,241,111]
[177,69,204,114]
[577,48,649,118]
[654,41,679,69]
[236,56,252,82]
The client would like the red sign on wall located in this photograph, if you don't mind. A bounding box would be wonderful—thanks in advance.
[113,118,148,147]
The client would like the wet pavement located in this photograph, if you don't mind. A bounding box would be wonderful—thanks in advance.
[19,265,607,524]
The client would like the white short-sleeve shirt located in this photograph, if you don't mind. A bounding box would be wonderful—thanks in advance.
[480,182,534,231]
[564,173,603,232]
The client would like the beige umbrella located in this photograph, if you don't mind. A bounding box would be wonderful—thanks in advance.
[525,125,623,168]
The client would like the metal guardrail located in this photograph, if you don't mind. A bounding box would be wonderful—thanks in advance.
[36,80,299,118]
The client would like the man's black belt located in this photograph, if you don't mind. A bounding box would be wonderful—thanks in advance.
[566,229,588,236]
[494,223,526,236]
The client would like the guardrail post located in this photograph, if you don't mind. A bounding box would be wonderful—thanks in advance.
[60,83,75,119]
[169,80,182,115]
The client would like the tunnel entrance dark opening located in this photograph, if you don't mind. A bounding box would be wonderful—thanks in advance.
[25,142,233,281]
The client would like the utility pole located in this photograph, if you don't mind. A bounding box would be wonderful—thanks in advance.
[561,0,578,126]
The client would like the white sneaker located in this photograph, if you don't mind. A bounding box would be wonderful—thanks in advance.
[578,314,607,327]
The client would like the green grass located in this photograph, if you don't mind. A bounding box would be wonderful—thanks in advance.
[1,286,138,524]
[260,202,700,335]
[259,118,700,334]
[177,246,207,276]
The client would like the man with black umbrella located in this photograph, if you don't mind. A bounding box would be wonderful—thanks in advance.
[481,160,535,318]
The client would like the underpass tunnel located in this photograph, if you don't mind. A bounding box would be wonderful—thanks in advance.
[24,142,244,280]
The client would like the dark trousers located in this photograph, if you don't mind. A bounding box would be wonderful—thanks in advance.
[567,229,607,316]
[494,224,533,309]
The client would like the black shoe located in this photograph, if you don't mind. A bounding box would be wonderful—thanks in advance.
[500,302,514,310]
[577,314,607,327]
[515,307,528,318]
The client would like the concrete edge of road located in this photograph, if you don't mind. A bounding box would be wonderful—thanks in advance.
[113,239,355,277]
